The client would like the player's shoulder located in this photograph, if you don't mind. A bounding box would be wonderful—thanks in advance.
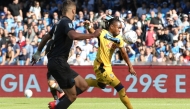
[115,34,125,46]
[115,34,123,40]
[62,16,72,21]
[101,29,108,34]
[59,17,73,28]
[60,16,72,24]
[102,29,113,36]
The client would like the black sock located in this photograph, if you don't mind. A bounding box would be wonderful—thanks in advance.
[56,97,72,109]
[51,89,58,100]
[76,87,83,95]
[54,85,64,93]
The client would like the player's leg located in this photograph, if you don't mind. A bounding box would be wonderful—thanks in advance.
[56,85,77,109]
[85,75,107,89]
[49,81,64,95]
[85,62,107,89]
[104,70,133,109]
[58,69,88,101]
[114,83,133,109]
[47,72,64,100]
[48,76,64,96]
[95,64,133,109]
[73,74,88,95]
[48,77,75,109]
[47,72,66,109]
[85,77,99,87]
[48,72,88,109]
[48,71,88,109]
[47,58,74,109]
[49,80,59,100]
[48,58,88,109]
[55,72,88,109]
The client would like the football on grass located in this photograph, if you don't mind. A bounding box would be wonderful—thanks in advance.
[24,89,33,98]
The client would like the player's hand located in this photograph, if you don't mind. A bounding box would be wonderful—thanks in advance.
[128,67,137,76]
[83,20,91,25]
[31,51,41,66]
[93,29,102,38]
[83,20,91,29]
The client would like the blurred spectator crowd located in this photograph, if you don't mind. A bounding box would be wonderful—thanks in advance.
[0,0,190,66]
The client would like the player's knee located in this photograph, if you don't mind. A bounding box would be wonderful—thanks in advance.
[97,82,106,89]
[48,80,56,88]
[114,83,124,92]
[83,82,89,91]
[75,76,88,91]
[80,81,89,91]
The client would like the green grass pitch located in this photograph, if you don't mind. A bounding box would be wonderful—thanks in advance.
[0,98,190,109]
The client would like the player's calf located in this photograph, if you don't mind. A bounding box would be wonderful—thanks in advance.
[49,80,64,94]
[115,83,133,109]
[85,78,106,89]
[50,88,58,100]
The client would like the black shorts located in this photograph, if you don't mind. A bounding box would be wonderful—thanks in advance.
[47,71,55,81]
[47,57,78,89]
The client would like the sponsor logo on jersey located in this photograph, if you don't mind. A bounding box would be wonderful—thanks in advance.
[68,23,73,28]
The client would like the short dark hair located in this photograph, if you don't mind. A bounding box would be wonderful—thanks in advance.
[173,40,178,43]
[8,33,14,36]
[76,46,82,51]
[164,27,169,30]
[62,0,76,15]
[105,16,121,29]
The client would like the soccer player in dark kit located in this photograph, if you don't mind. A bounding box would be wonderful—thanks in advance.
[45,41,65,106]
[31,0,101,109]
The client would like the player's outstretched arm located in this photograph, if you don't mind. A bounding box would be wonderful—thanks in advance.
[119,47,137,76]
[38,34,52,52]
[31,33,52,65]
[83,20,95,33]
[68,29,100,40]
[87,27,95,34]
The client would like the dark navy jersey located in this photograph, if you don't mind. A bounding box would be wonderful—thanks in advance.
[47,16,74,59]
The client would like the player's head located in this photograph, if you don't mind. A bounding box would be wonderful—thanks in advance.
[105,17,122,36]
[62,0,76,20]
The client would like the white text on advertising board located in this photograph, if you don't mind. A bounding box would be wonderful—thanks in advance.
[85,74,186,95]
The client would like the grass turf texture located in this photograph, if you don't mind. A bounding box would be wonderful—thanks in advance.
[0,98,190,109]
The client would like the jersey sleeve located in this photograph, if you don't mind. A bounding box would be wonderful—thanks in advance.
[61,19,75,35]
[49,18,75,37]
